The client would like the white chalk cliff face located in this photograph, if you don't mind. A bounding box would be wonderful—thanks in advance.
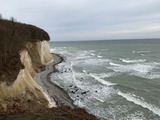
[0,41,54,111]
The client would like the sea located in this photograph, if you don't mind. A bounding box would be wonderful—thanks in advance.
[50,39,160,120]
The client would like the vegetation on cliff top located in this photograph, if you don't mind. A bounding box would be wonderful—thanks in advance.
[0,15,50,83]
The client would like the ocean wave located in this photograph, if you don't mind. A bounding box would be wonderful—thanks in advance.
[109,62,154,74]
[75,50,95,60]
[145,73,160,79]
[132,51,136,53]
[100,49,108,51]
[132,51,152,54]
[118,91,160,117]
[53,61,116,106]
[108,61,160,79]
[119,58,146,63]
[76,56,91,60]
[115,84,146,93]
[137,51,152,54]
[84,58,110,66]
[71,83,116,119]
[119,112,145,120]
[109,62,121,66]
[50,47,78,57]
[91,53,96,56]
[97,55,103,58]
[51,48,73,56]
[89,73,117,86]
[77,83,116,102]
[90,72,115,79]
[82,70,88,74]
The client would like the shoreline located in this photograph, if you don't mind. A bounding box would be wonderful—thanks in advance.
[34,53,99,120]
[0,53,99,120]
[36,53,76,108]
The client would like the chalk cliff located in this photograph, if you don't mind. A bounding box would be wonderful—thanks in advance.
[0,18,54,112]
[0,40,55,112]
[0,17,99,120]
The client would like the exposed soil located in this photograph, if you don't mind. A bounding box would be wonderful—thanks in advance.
[0,106,98,120]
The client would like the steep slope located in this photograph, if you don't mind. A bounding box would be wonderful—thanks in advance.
[0,18,54,112]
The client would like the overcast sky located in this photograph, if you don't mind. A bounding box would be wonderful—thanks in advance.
[1,0,160,41]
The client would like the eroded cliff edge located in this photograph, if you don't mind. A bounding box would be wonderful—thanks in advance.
[0,19,53,112]
[0,18,99,120]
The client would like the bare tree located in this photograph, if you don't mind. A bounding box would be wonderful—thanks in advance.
[10,16,16,22]
[0,14,2,19]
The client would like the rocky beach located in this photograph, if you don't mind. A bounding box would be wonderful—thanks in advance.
[0,53,99,120]
[35,53,75,108]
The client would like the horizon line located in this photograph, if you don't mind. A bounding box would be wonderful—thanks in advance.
[50,38,160,42]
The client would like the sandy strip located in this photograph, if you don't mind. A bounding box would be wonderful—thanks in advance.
[35,53,75,108]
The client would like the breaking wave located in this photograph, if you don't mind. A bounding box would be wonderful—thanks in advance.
[119,58,146,63]
[89,73,117,86]
[108,61,160,79]
[118,91,160,117]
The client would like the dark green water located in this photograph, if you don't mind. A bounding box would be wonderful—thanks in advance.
[50,39,160,120]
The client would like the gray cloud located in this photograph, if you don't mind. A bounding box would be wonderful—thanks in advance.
[1,0,160,41]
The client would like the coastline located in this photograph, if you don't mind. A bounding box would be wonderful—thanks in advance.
[36,53,76,108]
[34,53,99,120]
[0,53,99,120]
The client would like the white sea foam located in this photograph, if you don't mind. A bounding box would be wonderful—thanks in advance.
[76,82,116,103]
[109,62,120,66]
[119,112,145,120]
[137,51,152,54]
[132,50,152,55]
[109,62,154,75]
[140,54,145,56]
[108,61,160,79]
[71,61,76,82]
[50,48,54,53]
[97,55,103,58]
[75,50,93,60]
[120,58,146,63]
[76,56,91,60]
[72,85,115,120]
[130,64,152,73]
[82,70,88,74]
[91,53,96,56]
[89,73,117,86]
[54,61,116,105]
[153,62,160,65]
[74,100,85,107]
[91,73,115,79]
[84,59,110,66]
[146,73,160,79]
[118,91,160,117]
[51,47,76,57]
